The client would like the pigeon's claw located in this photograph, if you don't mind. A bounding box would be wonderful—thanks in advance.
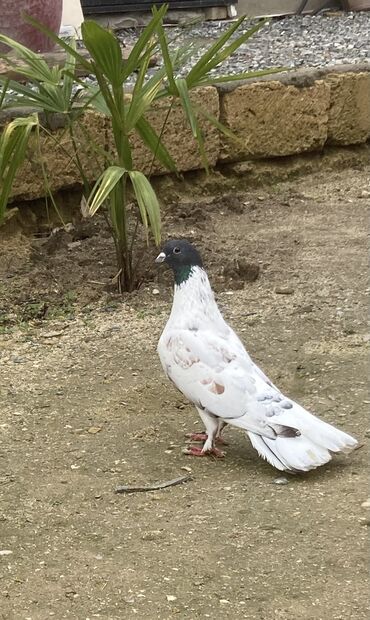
[215,435,229,446]
[207,446,226,458]
[182,446,225,458]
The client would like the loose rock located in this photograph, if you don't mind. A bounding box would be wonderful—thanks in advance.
[275,286,295,295]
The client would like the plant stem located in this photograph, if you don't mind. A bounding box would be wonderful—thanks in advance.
[68,119,92,198]
[36,122,65,227]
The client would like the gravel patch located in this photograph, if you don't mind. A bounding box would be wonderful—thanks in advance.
[2,13,369,104]
[117,12,370,83]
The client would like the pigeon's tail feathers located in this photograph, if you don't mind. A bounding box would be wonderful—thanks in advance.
[247,432,291,471]
[247,404,358,472]
[247,431,334,472]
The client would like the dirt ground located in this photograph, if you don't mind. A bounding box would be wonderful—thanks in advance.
[0,167,369,620]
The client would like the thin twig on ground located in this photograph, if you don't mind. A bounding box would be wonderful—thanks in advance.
[115,474,192,494]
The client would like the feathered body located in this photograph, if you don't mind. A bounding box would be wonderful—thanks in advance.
[156,241,358,472]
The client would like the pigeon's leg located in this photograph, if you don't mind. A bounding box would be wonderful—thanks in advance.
[183,409,225,458]
[185,419,228,445]
[215,420,228,445]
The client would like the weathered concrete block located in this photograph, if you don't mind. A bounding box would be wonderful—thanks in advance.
[219,80,330,162]
[326,72,370,145]
[125,86,220,175]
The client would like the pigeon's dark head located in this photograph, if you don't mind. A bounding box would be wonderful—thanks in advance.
[155,239,203,285]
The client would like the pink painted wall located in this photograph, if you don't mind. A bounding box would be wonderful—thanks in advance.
[0,0,63,52]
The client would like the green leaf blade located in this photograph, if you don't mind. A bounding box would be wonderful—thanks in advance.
[175,78,208,172]
[121,4,167,79]
[128,170,161,245]
[186,18,267,88]
[86,166,126,216]
[0,114,38,222]
[136,116,177,173]
[153,7,177,94]
[81,21,123,89]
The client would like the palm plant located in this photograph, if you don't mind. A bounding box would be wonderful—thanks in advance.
[1,9,281,291]
[0,113,37,222]
[0,34,90,221]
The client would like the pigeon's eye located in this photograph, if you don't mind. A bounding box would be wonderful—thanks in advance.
[173,247,181,254]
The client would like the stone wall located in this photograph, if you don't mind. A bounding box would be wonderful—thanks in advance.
[1,63,369,202]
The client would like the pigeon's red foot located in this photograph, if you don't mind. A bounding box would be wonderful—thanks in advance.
[185,432,229,446]
[182,446,225,458]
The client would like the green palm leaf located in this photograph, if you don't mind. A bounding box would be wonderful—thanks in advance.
[86,166,126,216]
[136,116,177,173]
[0,114,38,222]
[186,18,267,87]
[128,170,161,244]
[197,66,286,86]
[121,4,167,79]
[81,21,123,89]
[175,77,208,171]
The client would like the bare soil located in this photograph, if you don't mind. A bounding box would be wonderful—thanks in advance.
[0,168,369,620]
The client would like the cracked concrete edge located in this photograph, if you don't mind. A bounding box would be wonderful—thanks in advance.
[215,62,370,92]
[218,64,370,162]
[1,64,369,202]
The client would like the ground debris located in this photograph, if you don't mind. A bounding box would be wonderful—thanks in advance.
[115,474,192,494]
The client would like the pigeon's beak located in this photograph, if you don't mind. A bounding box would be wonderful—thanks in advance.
[155,251,166,264]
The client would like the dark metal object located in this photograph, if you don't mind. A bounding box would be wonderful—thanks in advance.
[296,0,344,14]
[81,0,234,13]
[296,0,310,12]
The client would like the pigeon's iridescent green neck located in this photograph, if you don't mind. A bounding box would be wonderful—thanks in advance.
[174,265,193,286]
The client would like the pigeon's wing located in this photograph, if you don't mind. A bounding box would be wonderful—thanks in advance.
[159,328,294,438]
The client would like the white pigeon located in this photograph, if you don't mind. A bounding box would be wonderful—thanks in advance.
[155,239,358,472]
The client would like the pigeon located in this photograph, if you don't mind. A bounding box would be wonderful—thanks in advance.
[155,239,358,472]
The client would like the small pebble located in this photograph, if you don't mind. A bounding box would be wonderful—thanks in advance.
[275,286,294,295]
[142,530,163,541]
[361,499,370,509]
[166,595,177,602]
[295,304,314,314]
[0,550,13,556]
[272,477,289,485]
[87,426,102,434]
[42,331,64,338]
[152,288,160,295]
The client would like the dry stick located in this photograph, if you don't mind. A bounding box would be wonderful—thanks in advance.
[115,474,192,494]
